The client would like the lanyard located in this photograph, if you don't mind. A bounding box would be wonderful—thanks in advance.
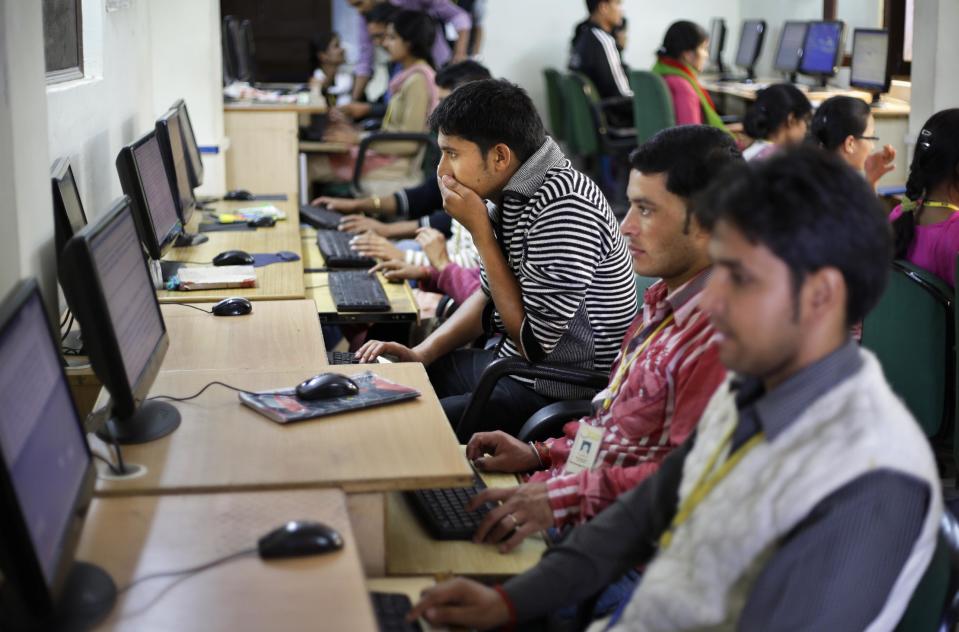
[602,314,675,410]
[922,200,959,213]
[659,425,765,550]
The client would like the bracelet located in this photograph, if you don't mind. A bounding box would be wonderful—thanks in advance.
[528,441,543,468]
[371,195,382,212]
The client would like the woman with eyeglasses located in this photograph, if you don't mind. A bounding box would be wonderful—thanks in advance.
[810,95,896,187]
[889,109,959,286]
[742,83,813,161]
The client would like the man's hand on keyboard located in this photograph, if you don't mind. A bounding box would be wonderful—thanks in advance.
[370,260,430,282]
[349,231,403,262]
[355,339,424,364]
[467,431,540,473]
[407,578,508,629]
[339,214,385,235]
[469,482,553,553]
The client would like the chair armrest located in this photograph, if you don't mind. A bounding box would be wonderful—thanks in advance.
[351,132,439,194]
[455,357,608,440]
[517,399,594,442]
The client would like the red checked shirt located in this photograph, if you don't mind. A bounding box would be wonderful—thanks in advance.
[527,269,726,528]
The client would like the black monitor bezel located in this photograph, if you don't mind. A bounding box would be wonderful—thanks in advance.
[850,27,891,94]
[240,19,257,84]
[50,158,88,261]
[798,20,846,79]
[735,20,767,71]
[172,99,204,189]
[0,278,97,616]
[225,16,251,83]
[708,18,727,71]
[58,197,170,422]
[115,130,182,261]
[155,109,197,226]
[774,20,809,73]
[221,17,238,85]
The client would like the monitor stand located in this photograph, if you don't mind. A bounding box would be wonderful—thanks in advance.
[174,231,208,247]
[0,562,116,632]
[95,402,181,445]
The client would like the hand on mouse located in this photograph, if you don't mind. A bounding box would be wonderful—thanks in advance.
[466,431,541,473]
[864,144,896,186]
[349,232,403,262]
[369,260,430,282]
[469,482,554,552]
[354,340,424,364]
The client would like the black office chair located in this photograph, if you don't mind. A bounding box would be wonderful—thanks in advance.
[350,132,440,201]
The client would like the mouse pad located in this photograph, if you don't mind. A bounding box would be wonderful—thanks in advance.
[238,371,420,424]
[198,222,256,233]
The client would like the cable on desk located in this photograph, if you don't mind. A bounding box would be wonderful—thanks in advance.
[92,451,125,476]
[148,380,256,402]
[166,303,213,314]
[116,547,258,595]
[305,282,329,289]
[60,308,72,329]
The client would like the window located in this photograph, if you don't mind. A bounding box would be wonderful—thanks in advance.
[42,0,83,83]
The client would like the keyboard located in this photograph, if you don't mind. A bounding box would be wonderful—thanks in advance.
[329,271,391,312]
[370,592,422,632]
[405,472,495,540]
[299,204,342,230]
[316,230,376,268]
[327,350,360,365]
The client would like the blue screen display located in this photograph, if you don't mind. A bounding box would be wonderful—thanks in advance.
[801,22,842,75]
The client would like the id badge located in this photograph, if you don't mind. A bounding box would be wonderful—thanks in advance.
[563,424,605,474]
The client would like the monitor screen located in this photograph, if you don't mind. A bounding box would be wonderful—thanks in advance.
[51,159,88,258]
[175,100,204,189]
[156,110,196,225]
[735,20,765,69]
[708,18,726,65]
[850,28,890,91]
[774,21,809,72]
[800,21,844,76]
[130,134,181,257]
[89,205,166,391]
[0,283,90,589]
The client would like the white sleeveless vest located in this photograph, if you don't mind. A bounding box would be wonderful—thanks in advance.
[611,350,942,632]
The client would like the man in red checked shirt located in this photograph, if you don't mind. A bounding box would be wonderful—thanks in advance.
[463,125,743,552]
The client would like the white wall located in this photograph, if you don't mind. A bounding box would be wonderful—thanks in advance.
[481,0,740,121]
[908,0,959,145]
[0,0,56,311]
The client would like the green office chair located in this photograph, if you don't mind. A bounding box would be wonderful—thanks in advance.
[560,71,636,162]
[543,68,567,143]
[894,512,959,632]
[628,70,676,144]
[861,260,954,439]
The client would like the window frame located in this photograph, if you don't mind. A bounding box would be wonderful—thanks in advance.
[43,0,84,85]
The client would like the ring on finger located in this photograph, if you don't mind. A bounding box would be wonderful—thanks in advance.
[507,513,520,528]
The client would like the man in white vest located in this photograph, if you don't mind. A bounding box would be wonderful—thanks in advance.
[407,146,943,631]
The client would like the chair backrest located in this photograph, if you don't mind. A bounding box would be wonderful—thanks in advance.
[635,275,659,302]
[543,68,567,143]
[895,511,959,632]
[561,72,603,157]
[861,260,955,439]
[628,70,676,144]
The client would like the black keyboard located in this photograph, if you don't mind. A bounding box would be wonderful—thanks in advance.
[370,592,422,632]
[316,230,376,268]
[405,472,495,540]
[329,271,391,312]
[299,204,342,230]
[327,350,360,365]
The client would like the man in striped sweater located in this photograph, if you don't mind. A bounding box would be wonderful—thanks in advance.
[463,126,741,553]
[356,79,637,436]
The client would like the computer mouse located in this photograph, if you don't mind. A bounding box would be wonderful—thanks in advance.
[224,189,255,201]
[247,216,276,228]
[212,250,254,266]
[211,296,252,316]
[257,520,344,559]
[295,373,360,400]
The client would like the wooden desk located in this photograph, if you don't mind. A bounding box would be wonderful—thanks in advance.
[300,226,419,324]
[78,489,377,631]
[92,363,472,496]
[385,467,547,577]
[366,577,447,631]
[299,140,351,153]
[157,200,305,303]
[159,299,326,372]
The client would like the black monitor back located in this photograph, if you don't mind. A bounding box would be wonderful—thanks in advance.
[735,20,766,77]
[173,99,204,189]
[774,21,809,74]
[156,109,196,226]
[51,158,88,262]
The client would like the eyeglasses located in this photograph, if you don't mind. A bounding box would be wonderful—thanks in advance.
[856,135,880,142]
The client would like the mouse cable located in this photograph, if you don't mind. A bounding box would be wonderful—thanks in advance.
[59,308,72,329]
[167,303,213,314]
[148,380,256,402]
[305,282,328,289]
[116,547,258,595]
[91,451,126,477]
[60,313,75,344]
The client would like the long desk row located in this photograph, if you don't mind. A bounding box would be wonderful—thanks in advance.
[67,193,541,630]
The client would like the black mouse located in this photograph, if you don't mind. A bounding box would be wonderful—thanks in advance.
[224,189,255,201]
[257,520,344,559]
[212,250,254,266]
[295,373,360,400]
[211,297,252,316]
[248,216,276,228]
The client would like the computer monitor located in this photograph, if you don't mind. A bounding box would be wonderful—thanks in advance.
[774,21,809,80]
[155,109,196,226]
[850,28,891,103]
[224,15,252,83]
[708,18,727,75]
[59,198,179,444]
[221,18,238,85]
[50,158,88,261]
[116,130,182,261]
[172,99,204,189]
[0,279,115,628]
[799,21,845,86]
[240,19,257,84]
[734,20,766,81]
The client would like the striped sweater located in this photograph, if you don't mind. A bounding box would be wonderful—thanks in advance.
[480,138,637,398]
